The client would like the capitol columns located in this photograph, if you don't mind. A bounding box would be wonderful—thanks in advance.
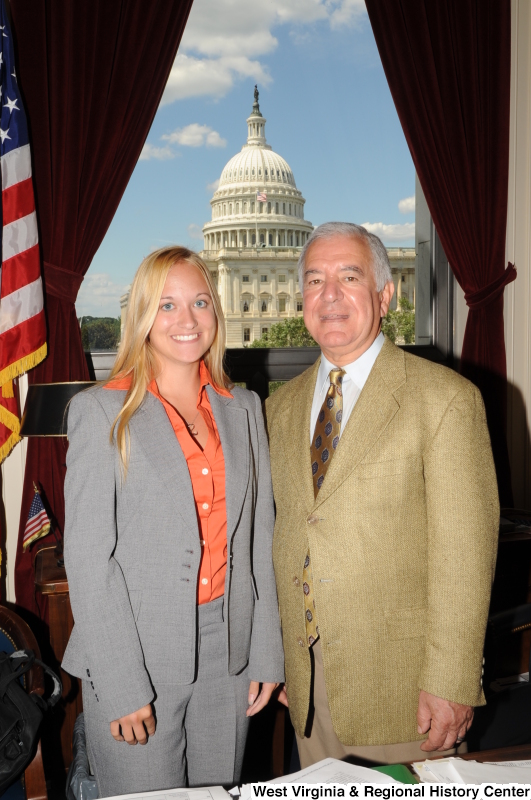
[218,264,233,314]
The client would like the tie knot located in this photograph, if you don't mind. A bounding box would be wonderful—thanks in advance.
[329,368,345,387]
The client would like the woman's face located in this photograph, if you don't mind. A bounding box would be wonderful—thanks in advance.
[149,261,217,372]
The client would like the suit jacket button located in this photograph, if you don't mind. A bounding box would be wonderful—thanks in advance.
[307,515,319,524]
[297,637,305,647]
[293,576,300,586]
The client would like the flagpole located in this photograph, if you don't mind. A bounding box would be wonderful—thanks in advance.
[255,194,258,249]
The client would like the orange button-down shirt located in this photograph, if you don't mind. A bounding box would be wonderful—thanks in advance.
[105,362,233,604]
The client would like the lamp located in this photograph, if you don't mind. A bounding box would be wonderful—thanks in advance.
[20,382,95,437]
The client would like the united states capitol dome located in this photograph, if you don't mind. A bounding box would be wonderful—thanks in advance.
[203,87,312,250]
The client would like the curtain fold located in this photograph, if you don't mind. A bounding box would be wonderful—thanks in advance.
[10,0,194,613]
[365,0,513,504]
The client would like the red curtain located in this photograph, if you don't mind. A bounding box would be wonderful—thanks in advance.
[10,0,194,613]
[365,0,514,504]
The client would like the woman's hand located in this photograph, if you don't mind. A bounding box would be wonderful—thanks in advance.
[110,704,156,744]
[246,682,279,716]
[277,684,289,707]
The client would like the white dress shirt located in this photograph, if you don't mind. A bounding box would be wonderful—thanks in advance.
[309,332,385,442]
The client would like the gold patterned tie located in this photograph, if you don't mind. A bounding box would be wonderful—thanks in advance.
[303,368,345,645]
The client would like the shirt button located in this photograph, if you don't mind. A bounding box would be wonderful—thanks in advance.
[202,468,209,475]
[200,540,206,546]
[293,577,300,586]
[201,578,208,585]
[202,503,209,510]
[307,515,319,524]
[298,637,305,647]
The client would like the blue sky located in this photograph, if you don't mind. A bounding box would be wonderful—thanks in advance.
[76,0,415,318]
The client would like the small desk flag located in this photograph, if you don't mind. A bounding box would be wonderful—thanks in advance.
[23,486,51,552]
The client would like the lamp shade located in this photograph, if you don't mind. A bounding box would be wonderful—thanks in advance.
[20,382,96,437]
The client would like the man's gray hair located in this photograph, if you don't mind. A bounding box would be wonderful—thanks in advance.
[298,222,393,292]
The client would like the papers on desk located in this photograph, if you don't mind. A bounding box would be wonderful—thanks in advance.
[413,756,531,784]
[237,757,398,800]
[105,787,230,800]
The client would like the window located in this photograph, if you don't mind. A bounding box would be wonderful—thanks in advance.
[276,202,279,213]
[283,203,286,214]
[242,233,247,246]
[289,203,292,215]
[297,300,303,311]
[269,234,273,245]
[279,298,286,312]
[235,203,239,213]
[278,274,286,283]
[243,202,247,213]
[261,275,268,282]
[267,202,271,213]
[259,168,262,175]
[243,328,251,342]
[262,327,268,336]
[242,275,250,283]
[229,204,232,214]
[252,234,256,245]
[289,233,293,246]
[223,204,226,215]
[251,202,255,213]
[243,301,249,312]
[260,233,265,244]
[261,301,267,312]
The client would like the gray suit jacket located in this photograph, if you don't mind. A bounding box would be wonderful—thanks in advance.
[62,384,284,722]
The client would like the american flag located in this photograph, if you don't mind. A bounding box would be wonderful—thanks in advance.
[0,0,46,463]
[256,192,267,203]
[22,487,51,552]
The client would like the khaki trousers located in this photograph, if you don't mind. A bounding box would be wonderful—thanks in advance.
[296,640,467,769]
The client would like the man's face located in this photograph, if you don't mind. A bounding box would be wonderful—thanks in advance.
[302,235,394,366]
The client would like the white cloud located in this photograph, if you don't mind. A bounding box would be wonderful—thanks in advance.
[187,223,204,240]
[207,178,220,193]
[398,195,415,214]
[161,0,368,104]
[139,142,175,161]
[162,123,227,148]
[162,54,270,104]
[361,222,415,244]
[76,273,127,318]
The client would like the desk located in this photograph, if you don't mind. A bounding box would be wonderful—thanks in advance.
[461,744,531,763]
[34,546,82,770]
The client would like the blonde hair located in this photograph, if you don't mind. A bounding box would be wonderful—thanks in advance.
[109,246,231,475]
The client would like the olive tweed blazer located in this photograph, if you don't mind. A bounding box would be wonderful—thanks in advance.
[264,337,499,747]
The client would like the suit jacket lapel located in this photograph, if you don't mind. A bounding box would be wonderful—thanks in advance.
[132,393,198,534]
[207,386,250,544]
[280,358,320,511]
[313,339,406,510]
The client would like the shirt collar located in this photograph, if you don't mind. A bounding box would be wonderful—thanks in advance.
[105,360,233,399]
[317,332,385,393]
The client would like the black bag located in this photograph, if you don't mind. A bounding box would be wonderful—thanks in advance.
[0,649,62,793]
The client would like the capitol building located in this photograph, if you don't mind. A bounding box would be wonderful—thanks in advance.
[121,90,415,347]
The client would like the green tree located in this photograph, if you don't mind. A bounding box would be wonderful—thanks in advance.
[250,316,317,348]
[381,297,415,344]
[80,317,121,349]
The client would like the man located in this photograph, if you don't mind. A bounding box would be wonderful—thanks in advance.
[265,222,499,766]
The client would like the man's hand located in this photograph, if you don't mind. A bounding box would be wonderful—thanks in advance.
[417,690,473,751]
[247,682,279,716]
[110,704,156,744]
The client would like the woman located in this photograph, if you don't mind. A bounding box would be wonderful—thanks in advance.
[62,247,284,797]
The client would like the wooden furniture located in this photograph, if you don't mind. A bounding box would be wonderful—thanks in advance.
[0,606,48,800]
[461,743,531,762]
[34,546,82,771]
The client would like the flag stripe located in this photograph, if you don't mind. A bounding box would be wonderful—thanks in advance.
[24,511,50,537]
[0,245,40,296]
[2,211,38,262]
[1,143,31,191]
[0,316,47,377]
[3,177,35,226]
[0,277,44,334]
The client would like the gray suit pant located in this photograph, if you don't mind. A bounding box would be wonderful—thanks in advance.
[83,597,250,797]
